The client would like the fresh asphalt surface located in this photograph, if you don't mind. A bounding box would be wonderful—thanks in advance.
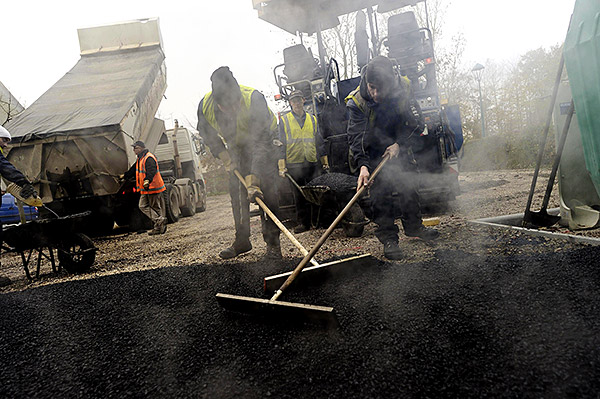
[1,236,599,398]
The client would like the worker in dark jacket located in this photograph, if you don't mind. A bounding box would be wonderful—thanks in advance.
[0,125,38,286]
[0,126,36,197]
[277,90,327,233]
[196,66,281,260]
[122,141,167,235]
[346,56,438,260]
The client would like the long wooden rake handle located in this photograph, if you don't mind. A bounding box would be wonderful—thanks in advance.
[271,155,391,301]
[233,170,320,267]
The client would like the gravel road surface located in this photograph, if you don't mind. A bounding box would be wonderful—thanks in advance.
[1,169,599,398]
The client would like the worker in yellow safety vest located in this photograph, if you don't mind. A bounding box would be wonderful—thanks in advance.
[277,90,327,233]
[196,66,281,260]
[122,140,167,235]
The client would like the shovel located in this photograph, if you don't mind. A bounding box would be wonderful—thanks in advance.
[285,172,309,201]
[523,53,566,228]
[216,156,389,326]
[523,99,574,228]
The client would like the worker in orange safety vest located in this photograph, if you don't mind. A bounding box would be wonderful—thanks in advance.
[122,140,167,235]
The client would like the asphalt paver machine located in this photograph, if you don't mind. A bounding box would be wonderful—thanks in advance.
[253,0,463,215]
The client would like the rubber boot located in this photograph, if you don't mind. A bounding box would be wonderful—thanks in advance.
[262,242,282,261]
[383,241,403,260]
[219,239,252,259]
[404,225,439,241]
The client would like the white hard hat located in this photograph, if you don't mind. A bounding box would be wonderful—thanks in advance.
[0,125,11,140]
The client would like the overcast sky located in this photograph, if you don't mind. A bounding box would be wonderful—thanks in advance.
[0,0,575,131]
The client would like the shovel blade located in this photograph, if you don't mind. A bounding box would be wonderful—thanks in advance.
[523,210,561,228]
[216,293,339,328]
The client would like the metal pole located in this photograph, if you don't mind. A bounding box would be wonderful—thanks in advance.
[478,77,485,138]
[366,7,379,57]
[316,23,327,76]
[424,0,431,32]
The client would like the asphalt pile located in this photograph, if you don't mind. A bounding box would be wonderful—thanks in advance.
[307,172,357,191]
[1,233,599,398]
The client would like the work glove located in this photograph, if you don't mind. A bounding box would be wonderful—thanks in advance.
[278,159,287,178]
[383,143,400,159]
[19,183,37,199]
[320,155,330,173]
[143,180,150,189]
[245,174,263,203]
[218,150,233,172]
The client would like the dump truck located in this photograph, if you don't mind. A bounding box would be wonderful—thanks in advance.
[4,18,167,233]
[154,120,208,223]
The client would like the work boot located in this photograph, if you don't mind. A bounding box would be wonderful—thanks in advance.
[262,243,282,261]
[293,223,309,234]
[405,225,440,241]
[383,241,403,261]
[148,228,161,236]
[219,240,252,259]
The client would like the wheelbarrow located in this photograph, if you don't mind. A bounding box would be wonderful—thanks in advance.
[1,211,97,280]
[302,182,370,237]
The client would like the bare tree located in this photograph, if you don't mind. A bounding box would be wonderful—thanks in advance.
[321,14,359,79]
[0,81,25,125]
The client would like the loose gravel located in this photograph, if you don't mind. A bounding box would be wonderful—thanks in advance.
[1,169,599,398]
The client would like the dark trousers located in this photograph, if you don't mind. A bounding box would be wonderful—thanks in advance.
[287,161,320,227]
[370,155,422,244]
[229,150,280,247]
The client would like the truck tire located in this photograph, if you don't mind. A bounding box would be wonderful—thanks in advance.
[163,184,180,223]
[196,182,207,212]
[180,184,196,217]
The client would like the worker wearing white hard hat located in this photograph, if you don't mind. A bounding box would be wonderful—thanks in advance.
[0,125,37,198]
[0,125,38,286]
[0,125,11,143]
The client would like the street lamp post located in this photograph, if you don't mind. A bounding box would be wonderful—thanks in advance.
[471,63,486,138]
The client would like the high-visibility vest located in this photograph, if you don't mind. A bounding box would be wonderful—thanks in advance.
[281,111,318,164]
[136,151,166,195]
[201,85,276,146]
[345,75,412,128]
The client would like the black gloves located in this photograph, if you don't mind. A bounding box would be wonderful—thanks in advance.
[20,183,37,199]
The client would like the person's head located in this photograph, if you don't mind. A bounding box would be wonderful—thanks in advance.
[0,126,12,149]
[132,140,146,156]
[288,90,305,115]
[211,66,242,116]
[363,56,397,103]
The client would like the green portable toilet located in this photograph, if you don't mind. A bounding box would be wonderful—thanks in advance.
[564,0,600,199]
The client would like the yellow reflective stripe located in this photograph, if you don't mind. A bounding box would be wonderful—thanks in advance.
[202,86,256,146]
[144,185,165,192]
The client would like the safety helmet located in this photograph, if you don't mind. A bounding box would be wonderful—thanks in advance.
[0,125,11,141]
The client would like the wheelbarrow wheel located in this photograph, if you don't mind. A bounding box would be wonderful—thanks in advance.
[58,233,96,273]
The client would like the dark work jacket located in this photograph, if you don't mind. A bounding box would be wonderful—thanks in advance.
[0,151,28,186]
[346,76,424,172]
[123,149,158,183]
